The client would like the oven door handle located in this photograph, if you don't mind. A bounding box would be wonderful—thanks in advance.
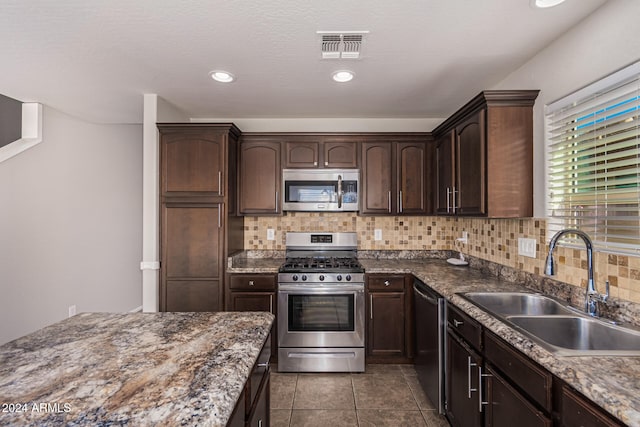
[278,284,364,293]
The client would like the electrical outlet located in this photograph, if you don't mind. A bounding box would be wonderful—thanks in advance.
[267,228,275,241]
[68,305,77,318]
[374,229,382,241]
[518,238,537,258]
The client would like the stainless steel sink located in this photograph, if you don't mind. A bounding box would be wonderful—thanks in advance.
[461,292,574,316]
[507,316,640,356]
[458,291,640,356]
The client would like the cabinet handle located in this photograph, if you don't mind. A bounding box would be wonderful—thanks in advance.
[218,171,222,195]
[468,356,478,398]
[446,188,451,213]
[478,366,492,412]
[384,280,390,287]
[453,319,464,327]
[275,191,279,213]
[258,420,263,427]
[269,294,273,314]
[388,191,392,213]
[248,280,255,286]
[314,161,318,166]
[453,186,458,213]
[218,205,221,228]
[370,295,373,319]
[325,161,329,166]
[399,190,403,213]
[257,362,270,368]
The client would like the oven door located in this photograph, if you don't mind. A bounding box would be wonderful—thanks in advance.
[278,284,365,348]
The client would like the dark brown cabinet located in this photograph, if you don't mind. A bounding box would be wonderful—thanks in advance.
[557,384,625,427]
[239,138,281,215]
[229,334,271,427]
[433,90,539,218]
[227,274,277,359]
[361,137,431,215]
[283,138,358,168]
[158,124,243,312]
[366,275,413,362]
[284,140,319,168]
[446,332,483,427]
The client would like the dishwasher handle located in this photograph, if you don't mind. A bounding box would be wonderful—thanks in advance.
[414,283,440,305]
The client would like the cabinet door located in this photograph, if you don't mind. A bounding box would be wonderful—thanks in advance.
[446,333,482,427]
[435,131,455,215]
[248,374,270,427]
[456,110,486,215]
[239,140,281,215]
[361,141,394,214]
[323,141,358,168]
[396,141,428,214]
[560,386,624,427]
[284,141,320,168]
[485,365,551,427]
[161,203,223,311]
[367,292,405,357]
[161,129,224,196]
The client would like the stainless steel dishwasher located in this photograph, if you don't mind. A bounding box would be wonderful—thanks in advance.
[413,278,445,414]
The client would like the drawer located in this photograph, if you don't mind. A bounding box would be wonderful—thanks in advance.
[367,275,405,292]
[229,274,276,291]
[248,334,271,407]
[560,385,624,427]
[447,303,482,351]
[485,331,552,412]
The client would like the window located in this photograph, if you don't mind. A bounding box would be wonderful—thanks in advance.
[546,61,640,255]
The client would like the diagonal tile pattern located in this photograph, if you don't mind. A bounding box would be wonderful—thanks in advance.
[270,364,450,426]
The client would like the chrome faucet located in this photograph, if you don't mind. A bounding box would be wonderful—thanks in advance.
[544,229,609,317]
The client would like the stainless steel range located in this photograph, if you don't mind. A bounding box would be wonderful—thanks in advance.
[277,232,365,373]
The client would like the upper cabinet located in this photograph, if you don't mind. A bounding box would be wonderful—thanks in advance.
[361,136,432,215]
[160,125,240,198]
[239,137,282,215]
[433,90,539,218]
[281,136,358,169]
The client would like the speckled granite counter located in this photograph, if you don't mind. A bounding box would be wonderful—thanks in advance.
[228,251,639,425]
[0,311,274,427]
[362,258,640,426]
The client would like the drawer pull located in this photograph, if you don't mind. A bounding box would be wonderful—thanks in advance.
[453,319,464,327]
[257,362,270,368]
[384,280,390,287]
[248,280,255,286]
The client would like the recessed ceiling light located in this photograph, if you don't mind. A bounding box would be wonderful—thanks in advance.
[209,70,235,83]
[531,0,566,8]
[332,70,355,83]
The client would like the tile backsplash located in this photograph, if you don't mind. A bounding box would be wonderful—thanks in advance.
[243,213,640,304]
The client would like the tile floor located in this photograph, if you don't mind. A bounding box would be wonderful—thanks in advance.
[270,364,451,427]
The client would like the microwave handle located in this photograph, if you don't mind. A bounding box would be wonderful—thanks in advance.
[337,175,343,208]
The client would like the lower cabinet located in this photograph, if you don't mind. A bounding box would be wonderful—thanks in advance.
[227,274,277,360]
[228,334,271,427]
[366,274,414,362]
[445,301,624,427]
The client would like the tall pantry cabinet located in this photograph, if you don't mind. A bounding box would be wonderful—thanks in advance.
[158,124,244,312]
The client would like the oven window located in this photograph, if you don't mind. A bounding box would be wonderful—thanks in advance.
[288,294,354,332]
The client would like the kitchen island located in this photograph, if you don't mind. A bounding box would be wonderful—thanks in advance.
[0,311,273,426]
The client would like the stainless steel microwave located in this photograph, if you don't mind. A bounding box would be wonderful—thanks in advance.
[282,169,359,212]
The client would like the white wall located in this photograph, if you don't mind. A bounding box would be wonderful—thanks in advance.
[0,106,143,345]
[493,0,640,217]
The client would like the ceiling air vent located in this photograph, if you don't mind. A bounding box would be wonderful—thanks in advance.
[318,31,368,59]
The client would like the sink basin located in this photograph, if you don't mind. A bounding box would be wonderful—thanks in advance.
[508,316,640,356]
[458,291,640,356]
[461,292,574,316]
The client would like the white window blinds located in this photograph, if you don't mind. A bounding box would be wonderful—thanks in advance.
[546,62,640,254]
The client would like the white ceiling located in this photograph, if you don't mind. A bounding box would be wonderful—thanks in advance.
[1,0,607,125]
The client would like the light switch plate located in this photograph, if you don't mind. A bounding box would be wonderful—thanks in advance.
[267,229,275,241]
[374,229,382,241]
[518,238,537,258]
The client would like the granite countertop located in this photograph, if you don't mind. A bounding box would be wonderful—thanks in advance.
[0,311,274,427]
[228,252,639,425]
